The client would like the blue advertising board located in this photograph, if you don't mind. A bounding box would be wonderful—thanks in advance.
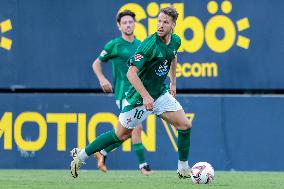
[0,0,284,89]
[1,94,284,171]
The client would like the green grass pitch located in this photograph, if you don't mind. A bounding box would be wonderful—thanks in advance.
[0,170,284,189]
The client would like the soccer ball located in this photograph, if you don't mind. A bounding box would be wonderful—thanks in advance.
[190,162,214,184]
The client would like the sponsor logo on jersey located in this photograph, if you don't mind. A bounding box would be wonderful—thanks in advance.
[155,60,169,76]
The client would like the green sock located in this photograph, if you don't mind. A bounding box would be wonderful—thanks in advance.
[177,128,191,161]
[85,130,122,156]
[104,142,122,153]
[133,143,146,164]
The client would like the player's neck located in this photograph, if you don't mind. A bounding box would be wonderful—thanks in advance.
[122,34,134,43]
[159,34,171,45]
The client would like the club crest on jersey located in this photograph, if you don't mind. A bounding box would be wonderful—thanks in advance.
[126,117,132,124]
[134,54,143,61]
[155,60,169,76]
[100,50,108,57]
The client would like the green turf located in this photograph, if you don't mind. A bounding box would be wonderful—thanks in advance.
[0,170,284,189]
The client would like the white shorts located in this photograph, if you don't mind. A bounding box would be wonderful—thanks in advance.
[115,99,128,111]
[119,92,183,129]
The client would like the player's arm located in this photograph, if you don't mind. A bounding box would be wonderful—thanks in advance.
[92,59,113,93]
[169,55,177,97]
[127,66,154,111]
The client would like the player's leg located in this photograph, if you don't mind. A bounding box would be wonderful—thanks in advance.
[93,99,127,172]
[70,121,132,178]
[155,92,192,179]
[160,110,192,178]
[131,124,153,175]
[70,105,150,178]
[70,142,121,173]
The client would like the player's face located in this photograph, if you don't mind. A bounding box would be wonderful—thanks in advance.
[157,12,176,37]
[118,15,135,36]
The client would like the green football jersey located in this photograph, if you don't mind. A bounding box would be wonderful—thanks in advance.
[125,32,181,108]
[98,37,141,100]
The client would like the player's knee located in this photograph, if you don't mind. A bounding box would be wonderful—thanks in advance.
[117,132,131,141]
[133,125,142,134]
[115,124,132,141]
[177,119,192,130]
[131,124,142,136]
[131,126,142,143]
[186,120,192,129]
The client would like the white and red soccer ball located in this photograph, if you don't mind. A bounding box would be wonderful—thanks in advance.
[190,162,215,184]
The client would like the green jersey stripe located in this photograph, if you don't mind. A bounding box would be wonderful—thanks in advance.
[140,36,156,56]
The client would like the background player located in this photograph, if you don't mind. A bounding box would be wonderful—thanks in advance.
[71,10,153,175]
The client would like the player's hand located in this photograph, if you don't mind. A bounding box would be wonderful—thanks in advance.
[143,95,154,111]
[99,78,113,93]
[169,83,176,98]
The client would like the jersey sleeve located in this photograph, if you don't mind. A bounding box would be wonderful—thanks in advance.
[176,36,181,51]
[128,36,156,70]
[98,40,115,62]
[173,34,182,54]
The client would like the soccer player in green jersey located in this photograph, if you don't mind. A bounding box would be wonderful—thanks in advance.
[70,7,192,179]
[70,10,153,175]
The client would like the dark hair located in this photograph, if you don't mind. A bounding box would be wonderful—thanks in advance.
[159,7,179,22]
[116,10,136,23]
